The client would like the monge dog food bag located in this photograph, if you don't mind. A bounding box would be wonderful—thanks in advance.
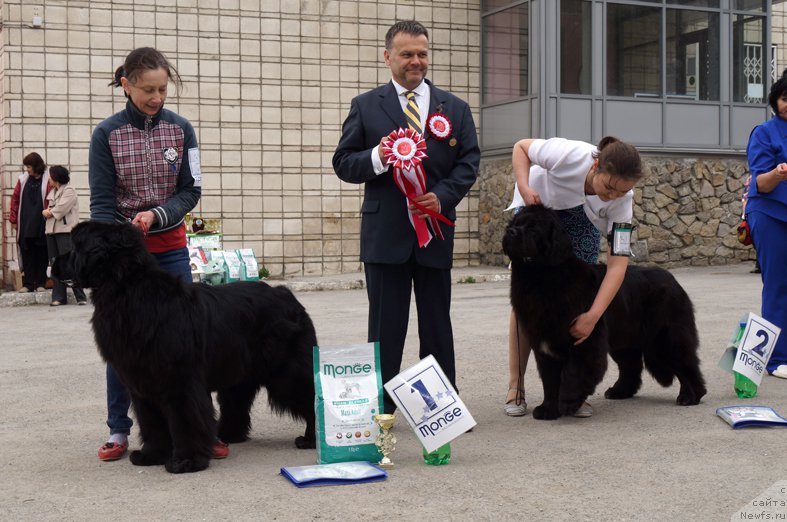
[313,342,384,464]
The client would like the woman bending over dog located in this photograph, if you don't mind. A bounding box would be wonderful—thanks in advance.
[504,137,643,418]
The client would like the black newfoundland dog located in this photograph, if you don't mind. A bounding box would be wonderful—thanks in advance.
[53,221,316,473]
[502,205,706,420]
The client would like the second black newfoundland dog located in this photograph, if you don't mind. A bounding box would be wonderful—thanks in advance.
[53,221,317,473]
[503,205,706,420]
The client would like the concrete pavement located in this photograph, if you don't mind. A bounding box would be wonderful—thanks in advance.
[1,262,784,521]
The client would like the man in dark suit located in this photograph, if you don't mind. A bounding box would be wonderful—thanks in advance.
[333,20,480,413]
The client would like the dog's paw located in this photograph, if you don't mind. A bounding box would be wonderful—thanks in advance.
[532,404,560,420]
[129,449,167,466]
[604,385,636,400]
[676,388,704,406]
[295,435,316,449]
[164,456,210,474]
[676,394,699,406]
[559,400,584,417]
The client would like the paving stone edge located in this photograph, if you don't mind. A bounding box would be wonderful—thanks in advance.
[0,270,511,307]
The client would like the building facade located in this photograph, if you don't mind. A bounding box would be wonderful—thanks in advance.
[479,0,783,267]
[0,0,480,284]
[0,1,783,286]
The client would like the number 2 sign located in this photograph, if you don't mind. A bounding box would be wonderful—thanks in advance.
[733,313,782,386]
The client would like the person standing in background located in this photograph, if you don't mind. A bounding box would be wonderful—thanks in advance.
[9,152,51,293]
[745,68,787,378]
[42,165,87,306]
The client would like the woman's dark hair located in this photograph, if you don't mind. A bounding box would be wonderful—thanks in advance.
[768,68,787,113]
[385,20,429,49]
[48,165,70,185]
[109,47,181,96]
[592,136,643,182]
[22,152,46,176]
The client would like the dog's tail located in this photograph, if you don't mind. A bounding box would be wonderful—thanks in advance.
[643,321,701,388]
[643,355,676,387]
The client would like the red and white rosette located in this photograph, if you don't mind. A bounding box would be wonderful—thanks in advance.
[382,127,428,171]
[426,112,452,141]
[381,128,454,248]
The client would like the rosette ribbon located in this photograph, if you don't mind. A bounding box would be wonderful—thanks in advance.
[426,112,452,141]
[381,128,455,248]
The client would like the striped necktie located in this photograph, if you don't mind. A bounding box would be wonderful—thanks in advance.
[403,90,422,134]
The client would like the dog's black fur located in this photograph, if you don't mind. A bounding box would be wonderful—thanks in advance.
[502,205,706,420]
[53,221,317,473]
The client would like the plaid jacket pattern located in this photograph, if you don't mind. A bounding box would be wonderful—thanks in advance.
[109,119,184,221]
[89,99,201,234]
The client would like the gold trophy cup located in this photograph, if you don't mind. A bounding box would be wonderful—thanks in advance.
[374,413,397,470]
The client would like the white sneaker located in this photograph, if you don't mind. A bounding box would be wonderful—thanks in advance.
[504,389,527,416]
[772,365,787,379]
[504,399,528,417]
[573,401,593,418]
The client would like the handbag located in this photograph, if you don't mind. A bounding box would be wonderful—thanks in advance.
[737,219,752,246]
[737,174,753,246]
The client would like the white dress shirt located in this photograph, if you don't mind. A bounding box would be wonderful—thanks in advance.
[370,79,431,175]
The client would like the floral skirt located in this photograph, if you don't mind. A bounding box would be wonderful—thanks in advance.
[556,205,600,264]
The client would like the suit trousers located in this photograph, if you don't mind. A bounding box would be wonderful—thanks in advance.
[364,253,455,414]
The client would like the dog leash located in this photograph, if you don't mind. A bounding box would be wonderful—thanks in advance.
[137,219,149,238]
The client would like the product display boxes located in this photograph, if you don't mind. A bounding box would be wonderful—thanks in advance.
[222,250,243,282]
[192,246,262,285]
[207,250,228,284]
[187,233,222,250]
[236,249,260,280]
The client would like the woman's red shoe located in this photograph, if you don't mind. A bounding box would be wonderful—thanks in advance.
[98,441,128,461]
[212,440,229,459]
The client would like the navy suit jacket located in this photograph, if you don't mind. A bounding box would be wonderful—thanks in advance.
[333,80,480,269]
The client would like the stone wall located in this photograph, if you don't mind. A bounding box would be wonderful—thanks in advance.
[478,155,757,267]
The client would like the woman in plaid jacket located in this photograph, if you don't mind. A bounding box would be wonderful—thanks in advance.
[88,47,203,462]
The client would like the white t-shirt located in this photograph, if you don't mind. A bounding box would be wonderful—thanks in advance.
[507,137,633,234]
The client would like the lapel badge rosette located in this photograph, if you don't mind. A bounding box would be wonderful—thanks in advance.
[163,146,179,173]
[426,112,452,141]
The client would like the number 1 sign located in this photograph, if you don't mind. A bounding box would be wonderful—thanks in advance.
[384,355,476,453]
[733,312,782,386]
